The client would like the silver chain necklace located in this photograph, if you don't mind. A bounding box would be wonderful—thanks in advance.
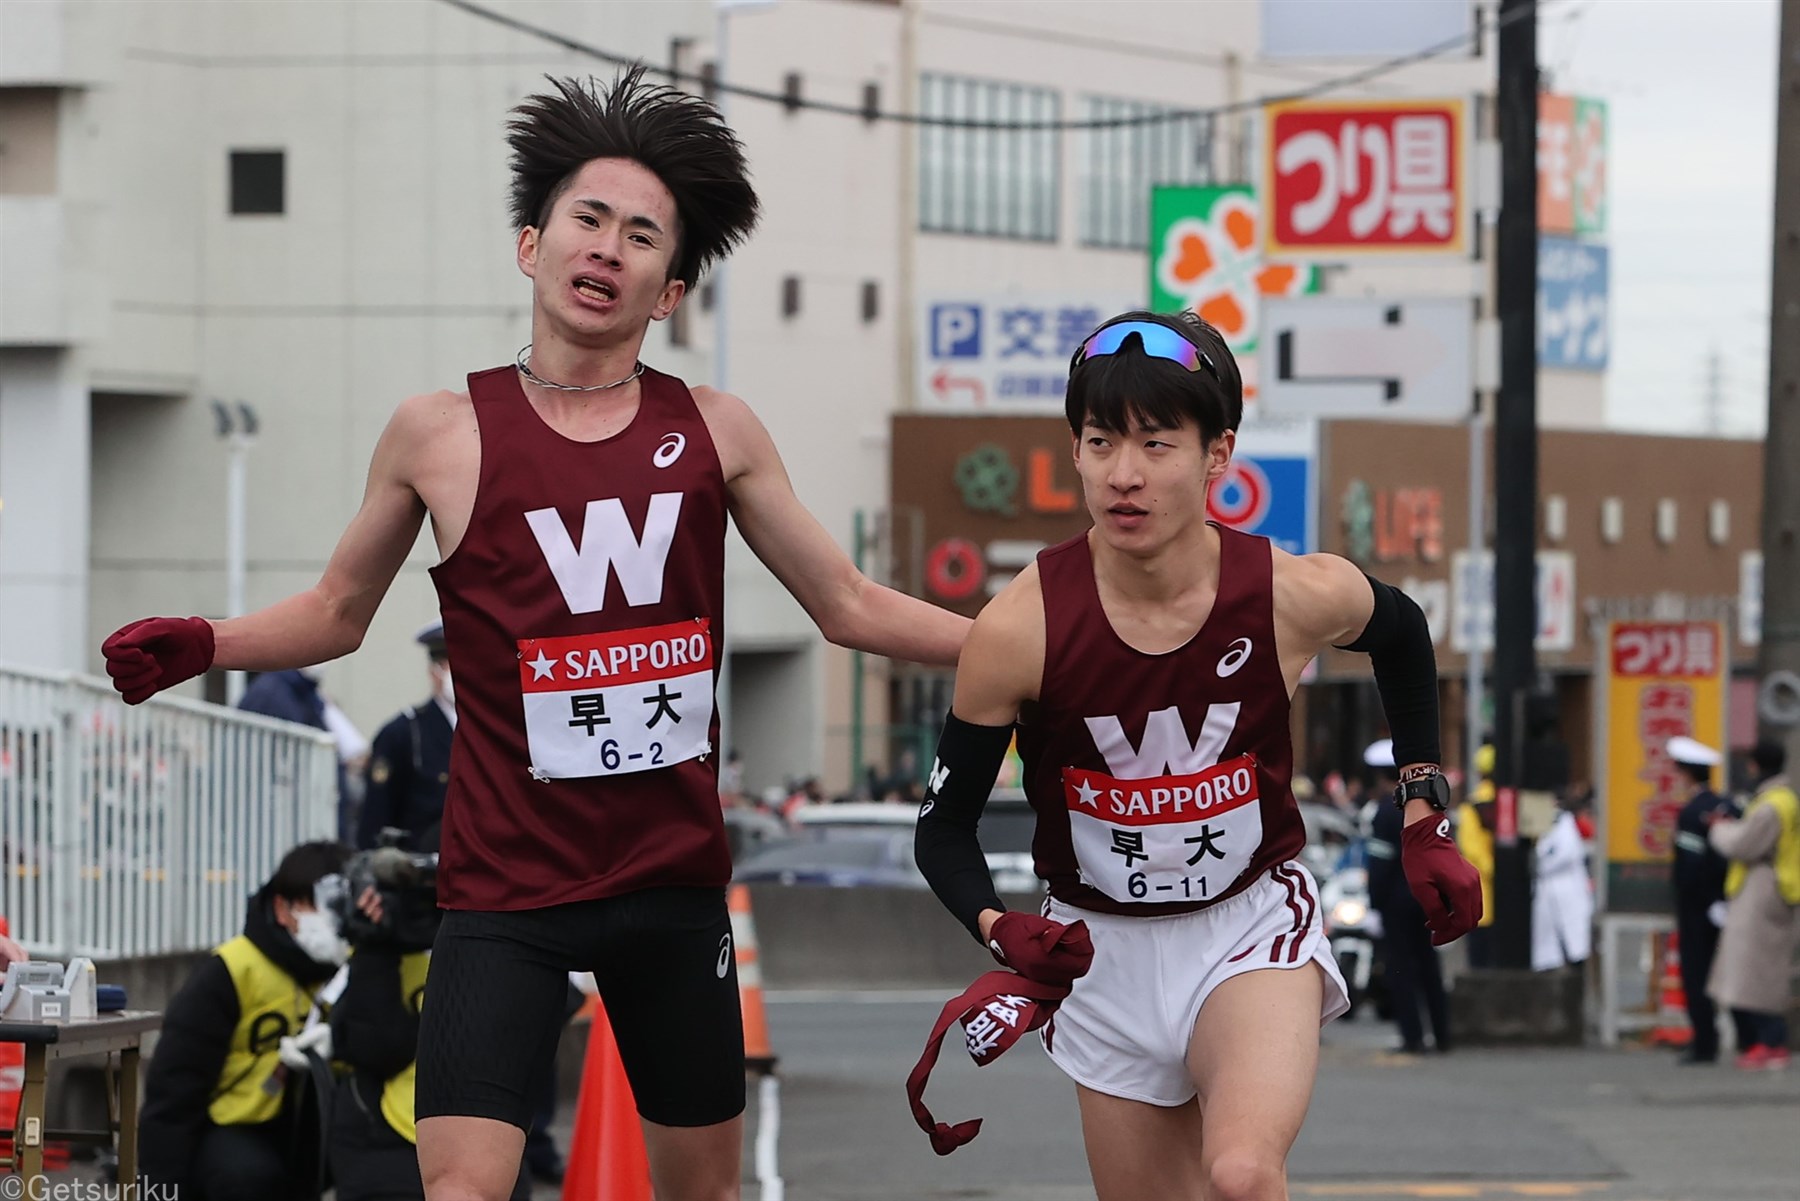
[515,345,644,392]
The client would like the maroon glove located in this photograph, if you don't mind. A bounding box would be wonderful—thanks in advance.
[101,617,215,705]
[986,911,1094,987]
[1401,814,1484,946]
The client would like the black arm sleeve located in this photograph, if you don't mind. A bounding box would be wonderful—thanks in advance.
[139,956,239,1191]
[1335,573,1442,768]
[913,713,1017,941]
[329,951,418,1080]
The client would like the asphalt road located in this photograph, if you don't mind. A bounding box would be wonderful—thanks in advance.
[34,991,1792,1201]
[739,992,1800,1201]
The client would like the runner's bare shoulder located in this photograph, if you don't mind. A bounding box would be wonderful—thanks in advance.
[1270,547,1370,651]
[379,388,475,475]
[955,562,1047,715]
[687,384,755,480]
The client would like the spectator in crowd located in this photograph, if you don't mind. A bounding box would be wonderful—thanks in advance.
[1531,795,1593,971]
[1708,739,1799,1070]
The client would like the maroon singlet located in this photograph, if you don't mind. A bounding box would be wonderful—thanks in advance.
[429,365,729,910]
[1016,524,1304,917]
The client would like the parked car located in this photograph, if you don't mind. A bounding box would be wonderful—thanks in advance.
[731,824,925,888]
[734,793,1044,891]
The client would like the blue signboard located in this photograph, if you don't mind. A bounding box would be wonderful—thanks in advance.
[1209,425,1315,555]
[919,294,1136,412]
[1538,237,1608,371]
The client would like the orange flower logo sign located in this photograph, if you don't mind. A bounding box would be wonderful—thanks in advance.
[1149,185,1316,356]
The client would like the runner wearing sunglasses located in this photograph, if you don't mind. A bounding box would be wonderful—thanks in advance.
[100,67,969,1201]
[914,310,1480,1199]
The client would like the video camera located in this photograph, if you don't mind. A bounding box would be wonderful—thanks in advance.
[326,840,441,952]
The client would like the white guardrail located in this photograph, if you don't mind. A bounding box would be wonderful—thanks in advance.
[0,664,338,960]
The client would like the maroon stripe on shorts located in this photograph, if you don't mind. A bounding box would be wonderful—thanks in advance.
[1227,943,1260,964]
[1269,867,1304,963]
[1279,865,1318,964]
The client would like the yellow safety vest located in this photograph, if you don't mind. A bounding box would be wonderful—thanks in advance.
[378,951,432,1145]
[1725,785,1800,906]
[209,936,318,1126]
[1456,800,1496,928]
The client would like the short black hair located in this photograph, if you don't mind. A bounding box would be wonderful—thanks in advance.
[1065,310,1244,443]
[1750,739,1787,779]
[263,840,349,904]
[506,66,761,288]
[1678,760,1713,786]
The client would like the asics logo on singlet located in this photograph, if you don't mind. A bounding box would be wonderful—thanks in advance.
[653,432,687,468]
[716,933,733,978]
[1085,703,1241,777]
[1216,637,1253,678]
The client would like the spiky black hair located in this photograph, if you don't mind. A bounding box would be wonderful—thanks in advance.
[506,65,761,287]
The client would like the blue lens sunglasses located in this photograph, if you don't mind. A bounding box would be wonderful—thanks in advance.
[1071,319,1223,386]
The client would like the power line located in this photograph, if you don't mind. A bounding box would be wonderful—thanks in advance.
[437,0,1549,132]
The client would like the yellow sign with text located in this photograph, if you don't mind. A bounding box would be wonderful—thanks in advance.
[1603,621,1727,910]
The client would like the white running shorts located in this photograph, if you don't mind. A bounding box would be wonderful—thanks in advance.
[1041,860,1350,1107]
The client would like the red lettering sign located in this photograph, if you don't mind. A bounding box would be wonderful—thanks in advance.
[1265,98,1466,256]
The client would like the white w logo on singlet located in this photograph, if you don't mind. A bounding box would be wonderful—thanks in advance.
[525,493,683,614]
[1084,703,1241,777]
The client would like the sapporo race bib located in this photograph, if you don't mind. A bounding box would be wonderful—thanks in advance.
[517,619,714,780]
[1061,753,1262,904]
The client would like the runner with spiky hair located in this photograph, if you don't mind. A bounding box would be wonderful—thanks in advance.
[102,66,969,1201]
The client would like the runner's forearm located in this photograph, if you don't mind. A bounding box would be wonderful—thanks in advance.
[835,582,972,667]
[210,588,366,671]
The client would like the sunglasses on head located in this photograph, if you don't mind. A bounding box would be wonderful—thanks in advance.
[1072,319,1223,386]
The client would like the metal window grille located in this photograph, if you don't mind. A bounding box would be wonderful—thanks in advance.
[918,73,1059,242]
[1079,98,1216,250]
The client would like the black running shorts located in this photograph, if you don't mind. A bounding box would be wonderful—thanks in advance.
[415,886,745,1130]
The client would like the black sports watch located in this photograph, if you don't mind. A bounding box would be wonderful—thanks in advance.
[1393,769,1451,812]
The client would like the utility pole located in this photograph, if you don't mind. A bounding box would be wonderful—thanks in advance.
[1760,0,1800,770]
[1490,0,1538,971]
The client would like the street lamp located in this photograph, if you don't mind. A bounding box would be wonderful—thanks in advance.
[212,400,258,705]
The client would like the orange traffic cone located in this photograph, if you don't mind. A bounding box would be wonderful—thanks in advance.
[1647,930,1693,1048]
[560,1000,653,1201]
[729,885,778,1073]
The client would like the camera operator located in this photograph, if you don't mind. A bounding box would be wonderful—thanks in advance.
[139,841,350,1201]
[325,841,530,1201]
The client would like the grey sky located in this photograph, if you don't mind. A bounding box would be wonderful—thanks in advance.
[1541,0,1779,436]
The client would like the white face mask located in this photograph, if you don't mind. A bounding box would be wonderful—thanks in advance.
[292,908,348,967]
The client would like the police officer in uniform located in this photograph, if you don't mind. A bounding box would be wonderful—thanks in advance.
[359,622,454,851]
[1668,735,1735,1064]
[139,841,350,1200]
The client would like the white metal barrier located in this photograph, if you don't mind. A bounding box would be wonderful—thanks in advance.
[0,664,338,960]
